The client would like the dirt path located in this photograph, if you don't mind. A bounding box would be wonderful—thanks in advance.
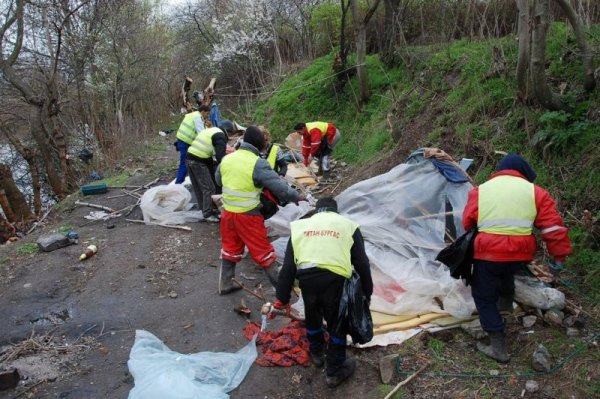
[1,141,598,399]
[0,148,383,399]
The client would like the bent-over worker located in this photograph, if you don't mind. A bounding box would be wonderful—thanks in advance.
[462,153,572,363]
[215,126,304,294]
[294,121,340,179]
[273,197,372,387]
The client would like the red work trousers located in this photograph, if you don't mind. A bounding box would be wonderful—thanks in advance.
[220,210,276,267]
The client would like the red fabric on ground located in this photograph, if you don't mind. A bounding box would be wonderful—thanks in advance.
[220,211,276,267]
[243,321,311,367]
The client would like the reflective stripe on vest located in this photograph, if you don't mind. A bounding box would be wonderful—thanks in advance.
[478,175,536,235]
[176,111,202,144]
[290,212,358,279]
[188,127,223,159]
[305,122,328,137]
[220,149,261,213]
[266,144,279,170]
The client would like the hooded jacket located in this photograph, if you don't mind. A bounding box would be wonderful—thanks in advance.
[462,169,572,262]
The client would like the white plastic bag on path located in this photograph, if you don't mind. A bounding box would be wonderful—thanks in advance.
[514,275,565,310]
[127,330,257,399]
[140,184,203,225]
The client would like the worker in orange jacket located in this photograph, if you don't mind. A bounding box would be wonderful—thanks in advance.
[294,122,341,179]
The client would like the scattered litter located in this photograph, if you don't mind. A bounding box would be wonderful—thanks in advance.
[80,183,108,196]
[140,185,202,225]
[239,272,256,281]
[489,370,499,376]
[84,211,117,221]
[525,380,539,393]
[566,327,580,337]
[543,308,564,326]
[37,233,77,252]
[0,369,19,391]
[79,245,98,261]
[127,330,256,399]
[532,344,552,372]
[522,315,537,328]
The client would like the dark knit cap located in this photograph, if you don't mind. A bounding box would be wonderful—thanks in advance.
[496,153,537,183]
[294,122,306,131]
[243,125,265,150]
[315,197,338,213]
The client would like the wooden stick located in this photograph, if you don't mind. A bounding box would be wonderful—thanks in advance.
[125,219,192,231]
[75,200,115,212]
[232,279,266,301]
[26,207,53,234]
[384,362,430,399]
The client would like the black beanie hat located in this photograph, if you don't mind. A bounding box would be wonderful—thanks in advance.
[243,125,265,150]
[294,122,305,131]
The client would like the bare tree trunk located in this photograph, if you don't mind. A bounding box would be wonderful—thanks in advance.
[351,0,381,104]
[555,0,596,91]
[516,0,533,101]
[0,163,34,223]
[531,0,570,111]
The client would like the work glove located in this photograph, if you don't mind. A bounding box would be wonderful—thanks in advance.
[295,193,307,204]
[269,299,291,319]
[303,156,311,167]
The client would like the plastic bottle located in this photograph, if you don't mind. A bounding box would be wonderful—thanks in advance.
[79,245,98,261]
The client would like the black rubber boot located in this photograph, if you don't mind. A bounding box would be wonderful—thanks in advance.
[477,331,510,363]
[325,358,356,388]
[218,260,242,295]
[496,294,514,314]
[307,330,325,368]
[263,263,279,287]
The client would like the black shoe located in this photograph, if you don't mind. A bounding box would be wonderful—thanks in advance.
[326,358,356,388]
[477,331,510,363]
[310,351,325,368]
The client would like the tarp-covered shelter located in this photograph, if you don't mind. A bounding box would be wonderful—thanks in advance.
[267,149,476,320]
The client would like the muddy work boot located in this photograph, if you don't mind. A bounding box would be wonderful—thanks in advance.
[310,351,325,368]
[477,331,510,363]
[496,294,514,315]
[326,358,356,388]
[307,330,325,368]
[322,169,331,180]
[218,260,242,295]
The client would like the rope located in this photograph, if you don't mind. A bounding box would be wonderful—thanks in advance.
[393,332,600,380]
[215,63,366,98]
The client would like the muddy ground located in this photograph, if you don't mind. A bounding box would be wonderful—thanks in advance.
[1,141,598,399]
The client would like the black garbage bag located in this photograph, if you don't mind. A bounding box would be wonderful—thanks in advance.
[335,271,373,345]
[436,229,477,285]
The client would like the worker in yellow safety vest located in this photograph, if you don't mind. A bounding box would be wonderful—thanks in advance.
[215,126,305,294]
[186,120,235,222]
[174,105,210,184]
[463,153,571,363]
[294,121,341,179]
[273,197,373,388]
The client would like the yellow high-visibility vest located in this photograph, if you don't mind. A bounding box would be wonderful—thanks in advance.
[478,175,536,235]
[266,144,280,170]
[188,127,223,159]
[220,149,261,213]
[305,122,329,137]
[176,111,202,144]
[291,211,358,278]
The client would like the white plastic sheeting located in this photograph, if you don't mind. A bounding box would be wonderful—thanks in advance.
[266,160,476,319]
[140,185,203,225]
[128,330,257,399]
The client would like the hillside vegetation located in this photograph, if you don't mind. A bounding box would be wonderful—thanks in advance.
[252,22,600,302]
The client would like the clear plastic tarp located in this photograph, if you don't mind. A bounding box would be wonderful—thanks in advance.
[266,159,476,319]
[127,330,257,399]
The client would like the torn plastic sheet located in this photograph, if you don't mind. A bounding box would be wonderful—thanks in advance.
[140,184,203,225]
[266,159,476,319]
[127,330,257,399]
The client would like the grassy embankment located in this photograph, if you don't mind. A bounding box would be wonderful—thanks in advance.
[251,22,600,303]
